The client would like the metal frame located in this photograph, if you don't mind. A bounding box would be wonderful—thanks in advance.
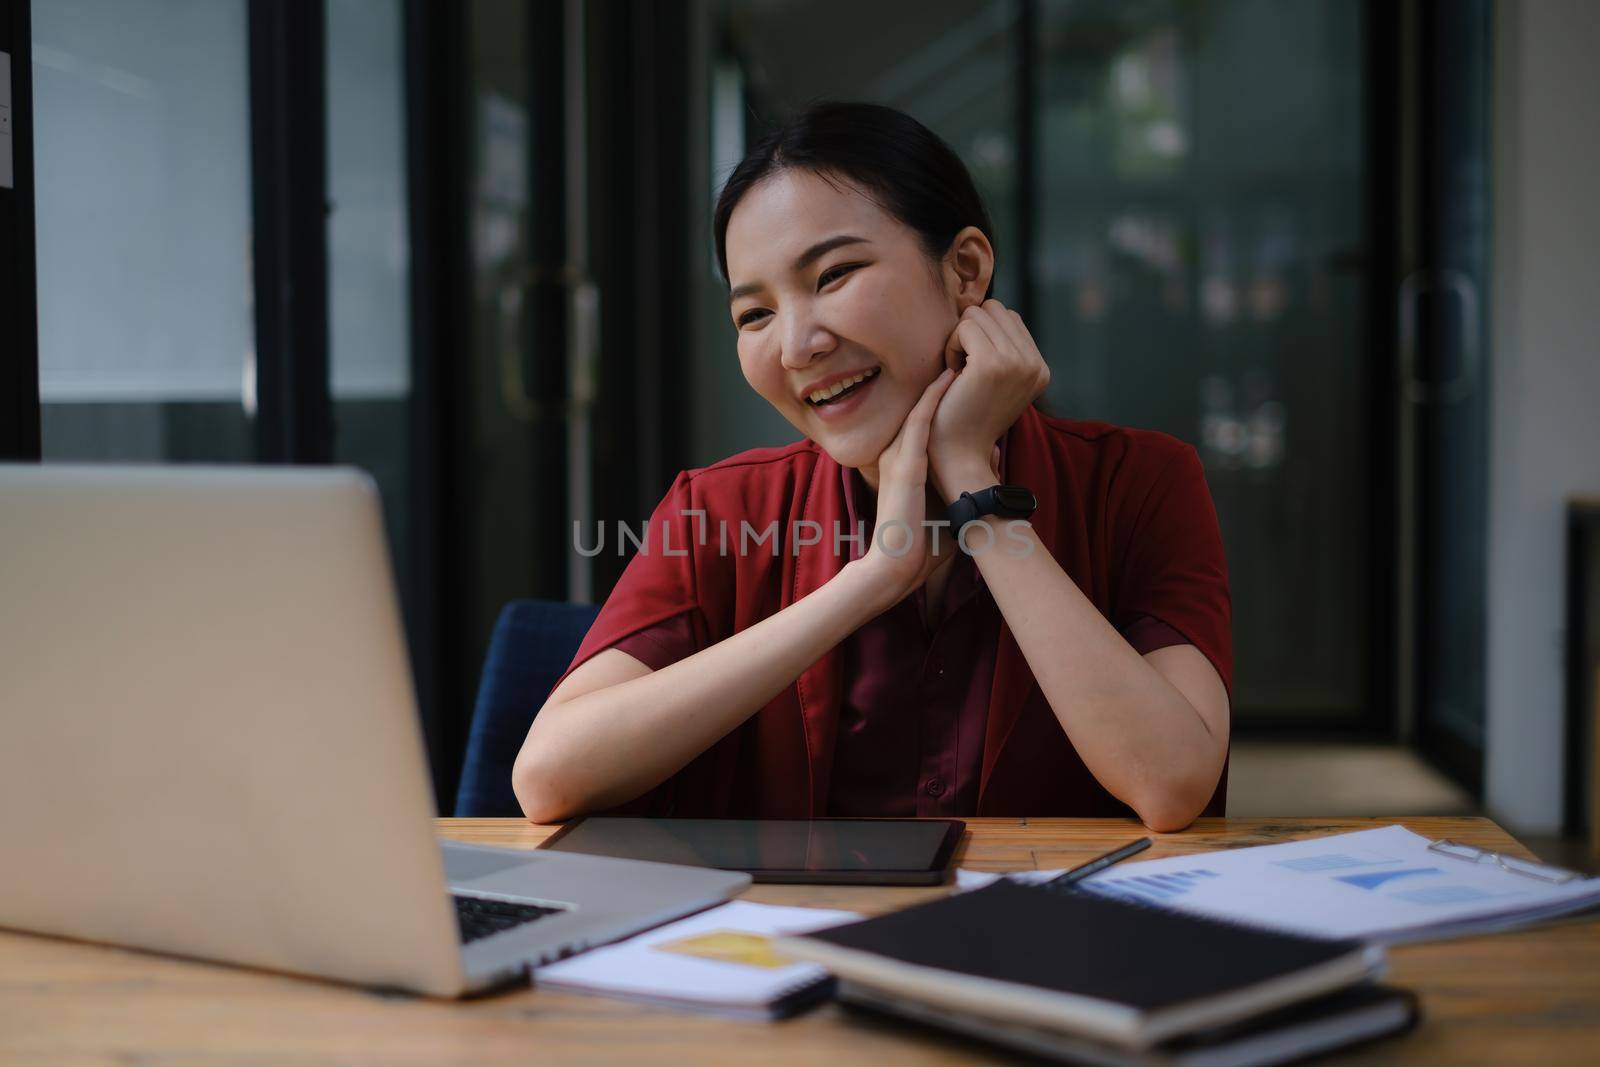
[402,0,469,810]
[402,0,582,811]
[540,0,577,605]
[1402,0,1492,798]
[1563,502,1600,840]
[1013,0,1037,324]
[1363,0,1405,744]
[584,0,691,597]
[0,0,39,462]
[248,0,331,464]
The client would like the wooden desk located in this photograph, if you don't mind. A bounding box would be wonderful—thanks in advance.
[3,817,1597,1065]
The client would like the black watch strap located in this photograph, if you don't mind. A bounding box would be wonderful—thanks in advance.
[946,484,1038,529]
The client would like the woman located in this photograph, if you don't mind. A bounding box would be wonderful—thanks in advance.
[513,102,1231,832]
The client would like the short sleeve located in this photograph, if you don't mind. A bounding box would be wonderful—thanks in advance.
[610,611,702,672]
[551,470,710,693]
[1115,445,1233,699]
[1120,614,1192,657]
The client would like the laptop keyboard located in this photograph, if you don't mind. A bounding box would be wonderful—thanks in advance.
[452,894,565,945]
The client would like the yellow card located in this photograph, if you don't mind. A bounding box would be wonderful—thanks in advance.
[652,930,795,969]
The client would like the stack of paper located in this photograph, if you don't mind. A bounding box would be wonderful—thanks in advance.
[958,825,1600,944]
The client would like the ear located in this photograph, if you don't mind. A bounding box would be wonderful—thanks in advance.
[942,226,995,312]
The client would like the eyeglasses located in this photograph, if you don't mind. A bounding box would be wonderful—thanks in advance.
[1427,839,1583,885]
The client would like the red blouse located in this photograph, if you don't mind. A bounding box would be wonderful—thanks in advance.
[609,434,1198,818]
[551,404,1232,819]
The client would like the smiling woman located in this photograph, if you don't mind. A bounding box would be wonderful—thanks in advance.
[722,173,964,480]
[513,102,1233,833]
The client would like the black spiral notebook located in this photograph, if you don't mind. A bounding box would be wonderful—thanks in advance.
[776,879,1388,1051]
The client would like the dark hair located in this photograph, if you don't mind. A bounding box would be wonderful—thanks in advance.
[713,101,996,302]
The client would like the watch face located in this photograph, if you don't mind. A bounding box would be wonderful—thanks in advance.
[995,485,1037,515]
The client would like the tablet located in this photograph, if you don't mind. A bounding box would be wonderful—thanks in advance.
[539,817,966,885]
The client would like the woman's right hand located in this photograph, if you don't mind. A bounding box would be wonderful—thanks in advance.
[858,368,957,606]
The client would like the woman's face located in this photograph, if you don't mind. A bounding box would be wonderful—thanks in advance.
[724,169,963,470]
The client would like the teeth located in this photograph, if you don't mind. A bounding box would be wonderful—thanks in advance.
[808,367,878,404]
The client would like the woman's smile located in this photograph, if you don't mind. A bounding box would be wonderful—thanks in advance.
[805,366,882,421]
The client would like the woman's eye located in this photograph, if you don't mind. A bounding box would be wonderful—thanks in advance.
[735,265,860,328]
[818,263,860,288]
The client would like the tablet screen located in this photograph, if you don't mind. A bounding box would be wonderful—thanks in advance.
[539,817,965,884]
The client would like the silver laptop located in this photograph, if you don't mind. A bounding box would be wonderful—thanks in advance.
[0,464,749,997]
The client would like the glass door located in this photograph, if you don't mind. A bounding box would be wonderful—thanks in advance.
[1032,0,1377,727]
[1401,0,1491,792]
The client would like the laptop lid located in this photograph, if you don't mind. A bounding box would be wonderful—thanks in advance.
[0,464,468,996]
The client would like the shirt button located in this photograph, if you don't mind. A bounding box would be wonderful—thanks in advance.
[925,778,945,797]
[928,656,944,676]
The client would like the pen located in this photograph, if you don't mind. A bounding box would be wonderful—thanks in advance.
[1041,837,1152,889]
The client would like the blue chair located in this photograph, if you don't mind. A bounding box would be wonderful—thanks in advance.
[454,599,601,816]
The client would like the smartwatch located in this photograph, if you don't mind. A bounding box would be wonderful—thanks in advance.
[946,484,1038,530]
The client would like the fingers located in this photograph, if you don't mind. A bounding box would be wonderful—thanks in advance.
[962,302,1012,356]
[944,303,1008,375]
[942,322,967,373]
[902,368,955,451]
[952,300,1050,399]
[874,370,956,565]
[1000,313,1037,366]
[972,298,1029,354]
[881,368,953,463]
[919,367,957,409]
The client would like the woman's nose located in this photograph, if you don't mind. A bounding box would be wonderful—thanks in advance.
[779,313,836,370]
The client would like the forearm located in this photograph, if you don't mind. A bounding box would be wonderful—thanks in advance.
[969,517,1225,831]
[514,559,894,821]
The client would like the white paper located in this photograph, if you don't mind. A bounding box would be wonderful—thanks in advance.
[533,900,861,1014]
[957,825,1600,944]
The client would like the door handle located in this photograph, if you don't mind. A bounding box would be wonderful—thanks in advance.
[495,264,599,423]
[1398,268,1481,406]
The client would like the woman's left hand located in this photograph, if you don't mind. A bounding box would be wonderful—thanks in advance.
[928,298,1051,502]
